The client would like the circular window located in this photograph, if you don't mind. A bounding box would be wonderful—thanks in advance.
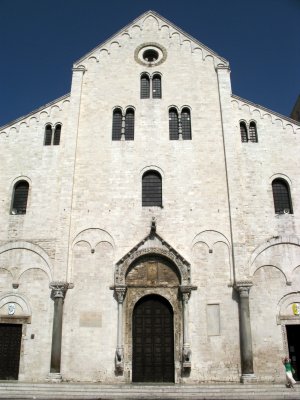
[135,43,167,67]
[143,49,159,62]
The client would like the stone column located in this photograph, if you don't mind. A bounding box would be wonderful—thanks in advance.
[114,285,126,372]
[49,282,68,381]
[180,286,192,369]
[235,281,256,383]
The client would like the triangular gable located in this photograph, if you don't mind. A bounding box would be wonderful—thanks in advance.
[116,217,190,268]
[74,10,228,68]
[114,218,192,287]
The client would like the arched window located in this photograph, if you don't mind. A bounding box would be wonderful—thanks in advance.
[181,108,191,140]
[11,181,29,215]
[142,171,162,207]
[141,74,150,99]
[240,121,248,142]
[249,121,258,143]
[112,108,122,140]
[125,109,134,140]
[44,124,52,145]
[53,124,61,145]
[272,178,293,214]
[169,108,179,140]
[152,74,161,99]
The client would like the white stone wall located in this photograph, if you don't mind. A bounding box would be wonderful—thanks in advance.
[0,11,300,384]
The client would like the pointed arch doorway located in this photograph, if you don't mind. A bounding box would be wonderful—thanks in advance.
[132,294,174,382]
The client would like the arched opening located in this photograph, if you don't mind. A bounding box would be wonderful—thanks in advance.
[132,294,174,383]
[11,180,29,215]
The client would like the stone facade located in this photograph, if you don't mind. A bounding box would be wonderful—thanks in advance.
[0,10,300,384]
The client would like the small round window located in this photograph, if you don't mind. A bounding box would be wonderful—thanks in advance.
[143,49,159,62]
[135,43,167,67]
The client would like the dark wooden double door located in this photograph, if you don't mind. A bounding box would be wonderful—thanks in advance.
[132,295,174,382]
[0,324,22,380]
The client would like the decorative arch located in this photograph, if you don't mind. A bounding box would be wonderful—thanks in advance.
[249,237,300,281]
[0,241,53,281]
[0,292,32,323]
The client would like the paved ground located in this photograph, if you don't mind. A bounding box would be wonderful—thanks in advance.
[0,382,299,400]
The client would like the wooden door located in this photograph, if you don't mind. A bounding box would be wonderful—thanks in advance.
[132,295,174,382]
[0,324,22,380]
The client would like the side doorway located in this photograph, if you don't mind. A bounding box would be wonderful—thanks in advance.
[286,324,300,381]
[132,294,174,383]
[0,323,22,380]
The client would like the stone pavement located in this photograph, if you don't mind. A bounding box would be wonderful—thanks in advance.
[0,382,300,400]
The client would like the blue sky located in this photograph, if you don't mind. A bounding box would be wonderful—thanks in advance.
[0,0,299,127]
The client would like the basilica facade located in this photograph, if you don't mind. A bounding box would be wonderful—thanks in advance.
[0,11,300,384]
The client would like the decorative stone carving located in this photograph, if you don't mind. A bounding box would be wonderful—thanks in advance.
[49,282,69,300]
[115,285,126,304]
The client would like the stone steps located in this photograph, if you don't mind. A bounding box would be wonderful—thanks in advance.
[0,382,299,400]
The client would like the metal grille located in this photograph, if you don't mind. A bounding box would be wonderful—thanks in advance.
[141,75,150,99]
[12,181,29,214]
[152,75,161,99]
[125,109,134,140]
[112,109,122,140]
[142,171,162,207]
[240,122,248,142]
[53,124,61,145]
[0,324,22,380]
[44,125,52,145]
[132,295,174,382]
[272,179,292,214]
[181,109,191,140]
[169,109,179,140]
[249,122,258,142]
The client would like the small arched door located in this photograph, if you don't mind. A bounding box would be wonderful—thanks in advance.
[132,295,174,382]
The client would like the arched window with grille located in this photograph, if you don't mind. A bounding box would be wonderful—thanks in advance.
[112,108,122,140]
[240,121,248,142]
[11,180,29,215]
[249,121,258,143]
[125,108,134,140]
[272,178,293,214]
[181,108,191,140]
[142,171,162,207]
[169,108,179,140]
[44,124,52,145]
[53,124,61,145]
[141,74,150,99]
[152,74,161,99]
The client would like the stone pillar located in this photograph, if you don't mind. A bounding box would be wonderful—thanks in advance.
[49,282,68,381]
[235,281,256,383]
[180,286,192,369]
[114,285,126,372]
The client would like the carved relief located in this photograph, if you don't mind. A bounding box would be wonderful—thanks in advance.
[126,257,180,287]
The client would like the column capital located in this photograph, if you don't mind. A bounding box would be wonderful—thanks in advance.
[235,281,253,297]
[114,285,127,304]
[180,285,196,303]
[49,282,69,300]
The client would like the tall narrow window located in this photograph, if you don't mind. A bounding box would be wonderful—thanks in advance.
[142,171,162,207]
[44,124,52,145]
[169,108,179,140]
[181,108,192,140]
[112,108,122,140]
[249,121,258,143]
[53,124,61,145]
[11,181,29,215]
[272,178,293,214]
[141,74,150,99]
[152,74,161,99]
[125,109,134,140]
[240,122,248,142]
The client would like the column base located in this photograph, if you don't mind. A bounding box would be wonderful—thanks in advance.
[241,373,257,384]
[47,372,62,382]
